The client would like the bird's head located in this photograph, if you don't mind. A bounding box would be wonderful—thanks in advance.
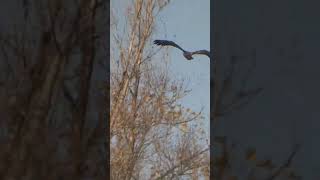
[183,51,193,60]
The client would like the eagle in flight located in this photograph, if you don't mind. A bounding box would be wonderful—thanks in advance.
[154,39,211,60]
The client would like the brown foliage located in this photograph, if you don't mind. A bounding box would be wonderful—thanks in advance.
[110,0,209,179]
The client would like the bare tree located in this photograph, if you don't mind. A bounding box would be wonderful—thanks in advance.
[110,0,209,179]
[211,43,301,180]
[0,0,107,179]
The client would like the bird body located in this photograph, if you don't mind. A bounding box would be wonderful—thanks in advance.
[183,51,193,60]
[154,39,211,60]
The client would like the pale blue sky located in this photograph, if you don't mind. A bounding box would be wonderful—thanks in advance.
[156,0,210,121]
[111,0,210,128]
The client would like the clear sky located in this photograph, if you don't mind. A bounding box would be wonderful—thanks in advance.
[111,0,210,131]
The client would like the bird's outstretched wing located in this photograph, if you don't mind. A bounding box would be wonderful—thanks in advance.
[154,40,185,52]
[192,50,211,58]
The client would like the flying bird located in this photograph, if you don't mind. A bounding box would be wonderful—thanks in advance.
[154,39,211,60]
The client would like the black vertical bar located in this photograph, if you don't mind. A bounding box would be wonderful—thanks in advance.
[106,0,110,179]
[210,0,215,179]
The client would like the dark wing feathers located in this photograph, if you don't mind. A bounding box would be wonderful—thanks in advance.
[154,40,185,52]
[154,39,211,59]
[192,50,211,58]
